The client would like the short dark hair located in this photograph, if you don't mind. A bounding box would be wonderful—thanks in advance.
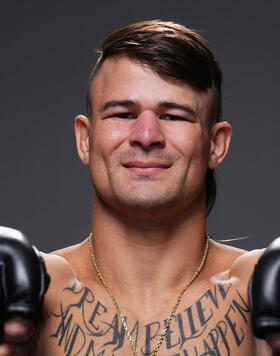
[86,20,223,215]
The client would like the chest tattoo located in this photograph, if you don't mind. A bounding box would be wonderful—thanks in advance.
[50,280,250,355]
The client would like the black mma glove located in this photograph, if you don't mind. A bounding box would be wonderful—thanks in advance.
[0,226,50,337]
[249,237,280,339]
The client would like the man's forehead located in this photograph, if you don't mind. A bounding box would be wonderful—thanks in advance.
[89,56,215,116]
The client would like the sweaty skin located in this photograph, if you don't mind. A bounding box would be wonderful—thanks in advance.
[0,56,273,355]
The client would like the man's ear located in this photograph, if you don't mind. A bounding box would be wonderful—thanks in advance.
[208,121,232,169]
[75,115,91,166]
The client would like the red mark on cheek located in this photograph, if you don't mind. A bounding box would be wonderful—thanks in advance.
[110,121,137,140]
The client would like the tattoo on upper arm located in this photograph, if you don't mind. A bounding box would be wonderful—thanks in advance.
[50,280,251,355]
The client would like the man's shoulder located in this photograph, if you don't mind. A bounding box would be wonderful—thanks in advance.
[40,250,78,294]
[209,239,264,281]
[41,238,94,289]
[210,240,264,280]
[229,246,264,279]
[40,242,91,311]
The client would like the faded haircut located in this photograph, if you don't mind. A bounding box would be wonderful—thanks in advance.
[86,20,223,215]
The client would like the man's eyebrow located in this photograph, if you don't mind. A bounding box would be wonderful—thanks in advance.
[99,100,197,118]
[158,101,197,118]
[99,100,138,113]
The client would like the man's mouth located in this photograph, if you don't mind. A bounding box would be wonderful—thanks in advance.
[122,161,171,175]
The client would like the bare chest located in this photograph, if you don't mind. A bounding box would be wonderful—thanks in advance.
[38,278,258,356]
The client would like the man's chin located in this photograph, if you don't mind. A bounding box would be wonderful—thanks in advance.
[112,192,179,213]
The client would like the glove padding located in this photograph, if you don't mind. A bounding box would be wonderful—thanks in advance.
[249,237,280,339]
[0,226,50,336]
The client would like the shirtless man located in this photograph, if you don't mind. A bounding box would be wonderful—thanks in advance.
[0,20,278,355]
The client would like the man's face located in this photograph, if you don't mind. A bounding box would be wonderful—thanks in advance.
[83,56,217,216]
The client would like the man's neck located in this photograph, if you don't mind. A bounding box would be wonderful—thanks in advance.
[90,197,207,308]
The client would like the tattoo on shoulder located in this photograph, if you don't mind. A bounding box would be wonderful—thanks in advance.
[50,280,250,355]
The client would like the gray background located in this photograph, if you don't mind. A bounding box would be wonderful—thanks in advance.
[1,1,279,252]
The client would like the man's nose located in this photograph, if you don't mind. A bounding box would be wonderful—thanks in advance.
[129,112,165,150]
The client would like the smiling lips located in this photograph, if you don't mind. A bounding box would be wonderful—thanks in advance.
[122,161,171,175]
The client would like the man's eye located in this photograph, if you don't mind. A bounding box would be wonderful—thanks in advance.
[160,114,187,121]
[113,112,136,119]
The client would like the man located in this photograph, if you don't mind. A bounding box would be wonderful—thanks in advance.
[0,20,278,355]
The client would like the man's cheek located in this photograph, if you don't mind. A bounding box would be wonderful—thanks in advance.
[172,136,200,157]
[111,122,134,142]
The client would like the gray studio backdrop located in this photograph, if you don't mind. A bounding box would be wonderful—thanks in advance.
[1,1,279,252]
